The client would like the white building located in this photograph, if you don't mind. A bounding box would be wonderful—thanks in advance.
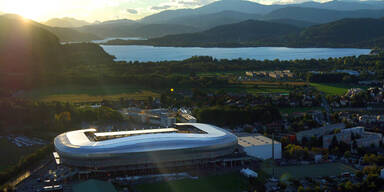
[121,108,176,127]
[335,70,360,76]
[323,127,382,148]
[381,168,384,179]
[237,133,282,160]
[179,113,197,123]
[296,123,345,142]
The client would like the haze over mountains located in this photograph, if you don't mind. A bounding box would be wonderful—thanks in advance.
[106,17,384,48]
[25,0,383,41]
[44,17,90,28]
[2,0,384,45]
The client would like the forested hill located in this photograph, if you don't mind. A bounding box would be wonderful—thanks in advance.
[0,15,114,90]
[105,20,300,47]
[0,15,63,89]
[264,7,384,23]
[296,18,384,47]
[105,18,384,48]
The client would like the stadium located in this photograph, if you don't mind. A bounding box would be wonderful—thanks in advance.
[54,123,238,170]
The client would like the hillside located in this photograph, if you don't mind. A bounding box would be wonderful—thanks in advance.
[165,11,261,29]
[297,18,384,47]
[0,15,63,88]
[44,17,90,28]
[105,20,299,46]
[105,17,384,48]
[264,7,384,23]
[140,0,384,25]
[79,22,200,38]
[298,0,384,11]
[266,18,317,28]
[44,27,101,42]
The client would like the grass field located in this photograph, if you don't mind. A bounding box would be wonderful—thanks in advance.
[0,137,40,172]
[18,85,160,103]
[208,82,292,95]
[197,71,243,77]
[262,162,358,179]
[240,81,307,86]
[310,83,367,96]
[134,173,248,192]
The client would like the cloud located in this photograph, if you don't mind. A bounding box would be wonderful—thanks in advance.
[173,0,217,7]
[177,1,200,6]
[151,5,172,10]
[126,8,138,14]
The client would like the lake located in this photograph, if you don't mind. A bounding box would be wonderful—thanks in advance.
[100,45,371,62]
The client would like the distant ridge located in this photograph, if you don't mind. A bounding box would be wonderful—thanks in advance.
[44,17,90,28]
[264,7,384,23]
[104,17,384,48]
[0,14,62,88]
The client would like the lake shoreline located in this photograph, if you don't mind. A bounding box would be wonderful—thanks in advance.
[100,45,371,62]
[101,42,374,49]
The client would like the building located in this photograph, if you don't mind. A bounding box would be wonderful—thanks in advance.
[179,113,197,123]
[334,70,360,76]
[237,133,282,160]
[121,108,176,127]
[54,123,238,169]
[323,126,383,148]
[296,123,345,142]
[381,168,384,179]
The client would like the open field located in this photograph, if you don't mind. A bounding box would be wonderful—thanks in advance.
[17,81,300,103]
[240,81,307,86]
[197,71,243,77]
[262,162,358,179]
[0,138,40,172]
[310,83,367,96]
[134,173,248,192]
[17,85,160,103]
[209,83,292,95]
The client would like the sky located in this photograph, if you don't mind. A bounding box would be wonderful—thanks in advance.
[0,0,358,22]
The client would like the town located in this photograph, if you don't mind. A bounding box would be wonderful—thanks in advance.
[2,77,384,191]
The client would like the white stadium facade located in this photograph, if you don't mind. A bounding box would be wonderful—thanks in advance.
[54,123,240,170]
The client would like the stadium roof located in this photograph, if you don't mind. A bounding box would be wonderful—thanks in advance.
[54,123,237,158]
[94,128,178,137]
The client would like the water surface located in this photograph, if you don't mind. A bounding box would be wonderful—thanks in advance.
[101,45,371,62]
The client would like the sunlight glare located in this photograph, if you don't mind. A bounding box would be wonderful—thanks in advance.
[1,0,56,21]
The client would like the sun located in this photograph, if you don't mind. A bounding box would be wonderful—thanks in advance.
[1,0,55,21]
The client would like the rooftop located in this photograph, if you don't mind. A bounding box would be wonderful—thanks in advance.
[237,134,280,147]
[94,128,178,137]
[56,123,230,150]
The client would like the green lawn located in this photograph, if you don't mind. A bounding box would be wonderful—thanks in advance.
[0,137,41,172]
[262,162,358,179]
[310,83,367,96]
[197,71,243,77]
[134,173,248,192]
[206,83,291,95]
[18,84,160,103]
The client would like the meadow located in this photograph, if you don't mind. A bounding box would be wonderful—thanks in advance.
[18,84,160,103]
[262,162,358,179]
[310,83,367,96]
[134,172,248,192]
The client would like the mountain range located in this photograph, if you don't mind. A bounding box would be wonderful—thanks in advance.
[0,14,62,88]
[3,0,384,43]
[139,0,384,24]
[44,17,90,28]
[104,17,384,48]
